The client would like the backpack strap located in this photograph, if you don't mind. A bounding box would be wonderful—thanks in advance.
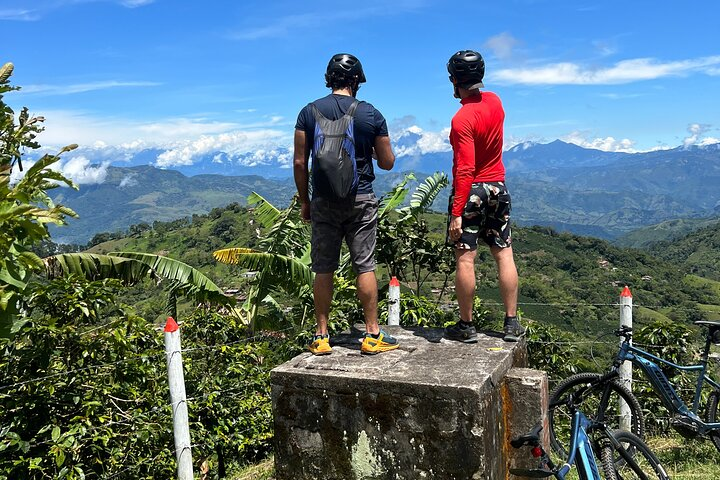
[310,103,326,123]
[346,99,360,118]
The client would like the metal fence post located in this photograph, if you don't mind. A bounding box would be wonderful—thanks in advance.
[619,286,633,431]
[164,317,194,480]
[388,276,400,326]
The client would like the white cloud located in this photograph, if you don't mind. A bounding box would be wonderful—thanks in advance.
[33,110,287,150]
[22,80,161,96]
[119,173,138,188]
[683,123,711,147]
[9,154,110,186]
[484,32,520,60]
[120,0,155,7]
[392,125,451,157]
[494,55,720,85]
[154,130,289,167]
[561,131,637,152]
[229,1,425,40]
[59,155,110,185]
[0,1,154,21]
[0,9,37,21]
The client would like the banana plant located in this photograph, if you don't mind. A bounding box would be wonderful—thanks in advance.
[213,193,312,332]
[44,251,232,320]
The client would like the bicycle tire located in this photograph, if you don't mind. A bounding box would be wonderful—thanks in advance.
[548,372,645,458]
[705,390,720,453]
[600,429,670,480]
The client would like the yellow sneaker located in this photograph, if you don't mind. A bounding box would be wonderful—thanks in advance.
[308,334,332,355]
[361,329,399,355]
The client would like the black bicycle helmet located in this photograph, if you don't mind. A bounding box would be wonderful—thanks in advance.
[447,50,485,89]
[325,53,367,84]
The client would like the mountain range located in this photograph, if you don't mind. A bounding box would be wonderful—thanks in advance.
[48,140,720,245]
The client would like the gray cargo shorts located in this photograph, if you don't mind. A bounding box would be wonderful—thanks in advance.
[310,193,378,274]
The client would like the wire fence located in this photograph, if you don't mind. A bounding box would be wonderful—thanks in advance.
[1,295,718,478]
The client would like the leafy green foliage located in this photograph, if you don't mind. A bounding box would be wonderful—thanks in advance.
[376,172,454,296]
[0,276,293,479]
[633,319,700,434]
[0,62,78,337]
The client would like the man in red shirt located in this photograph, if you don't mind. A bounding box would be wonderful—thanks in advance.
[444,50,523,343]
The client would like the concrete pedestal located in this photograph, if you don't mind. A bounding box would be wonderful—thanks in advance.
[271,325,538,480]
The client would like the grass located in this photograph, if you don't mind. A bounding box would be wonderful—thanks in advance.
[228,457,274,480]
[649,433,720,479]
[228,435,720,479]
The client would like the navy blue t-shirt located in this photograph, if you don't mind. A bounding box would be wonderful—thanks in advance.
[295,94,389,197]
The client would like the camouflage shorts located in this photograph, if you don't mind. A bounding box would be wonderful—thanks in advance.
[310,193,378,274]
[447,181,512,250]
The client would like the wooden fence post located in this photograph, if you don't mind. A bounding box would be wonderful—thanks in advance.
[164,317,194,480]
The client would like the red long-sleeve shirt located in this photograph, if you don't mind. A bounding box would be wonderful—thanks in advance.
[449,92,506,217]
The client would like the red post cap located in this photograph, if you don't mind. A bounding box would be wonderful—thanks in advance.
[389,276,400,287]
[164,317,179,332]
[620,286,632,298]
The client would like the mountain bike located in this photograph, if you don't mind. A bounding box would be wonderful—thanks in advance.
[548,321,720,457]
[511,392,669,479]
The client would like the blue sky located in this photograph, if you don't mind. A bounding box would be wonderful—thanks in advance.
[3,0,720,178]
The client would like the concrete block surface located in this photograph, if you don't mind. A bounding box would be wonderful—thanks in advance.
[272,325,529,480]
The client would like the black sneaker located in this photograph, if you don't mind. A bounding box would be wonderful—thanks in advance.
[444,320,478,343]
[503,316,525,342]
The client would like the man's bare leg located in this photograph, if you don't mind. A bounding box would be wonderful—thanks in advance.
[313,272,334,335]
[357,271,379,334]
[455,249,478,321]
[490,246,518,317]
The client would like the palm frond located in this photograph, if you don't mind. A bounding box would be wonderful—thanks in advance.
[45,253,152,285]
[109,251,229,303]
[379,173,415,217]
[410,172,449,211]
[213,248,313,292]
[247,192,281,228]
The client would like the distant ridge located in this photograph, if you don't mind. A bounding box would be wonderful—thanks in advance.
[50,140,720,244]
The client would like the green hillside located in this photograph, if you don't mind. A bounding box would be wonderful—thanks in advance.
[86,204,720,338]
[649,221,720,282]
[49,165,295,244]
[615,216,720,248]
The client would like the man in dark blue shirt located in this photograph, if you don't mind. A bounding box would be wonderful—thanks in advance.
[294,53,398,355]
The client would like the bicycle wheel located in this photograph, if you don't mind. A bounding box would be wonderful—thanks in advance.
[549,372,645,458]
[705,390,720,453]
[600,430,670,480]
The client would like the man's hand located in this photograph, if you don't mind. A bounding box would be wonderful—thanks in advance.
[448,215,463,242]
[300,201,311,223]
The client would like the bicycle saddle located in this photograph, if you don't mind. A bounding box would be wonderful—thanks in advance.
[695,321,720,344]
[510,423,543,448]
[694,320,720,327]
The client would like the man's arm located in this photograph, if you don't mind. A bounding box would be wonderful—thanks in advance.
[374,135,395,171]
[293,129,311,221]
[450,117,475,217]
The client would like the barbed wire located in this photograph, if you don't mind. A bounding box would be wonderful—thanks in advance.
[101,420,268,479]
[22,388,269,452]
[0,327,294,392]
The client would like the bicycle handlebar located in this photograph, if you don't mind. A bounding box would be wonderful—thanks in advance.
[615,325,633,340]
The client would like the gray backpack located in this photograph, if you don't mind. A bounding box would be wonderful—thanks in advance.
[311,100,359,199]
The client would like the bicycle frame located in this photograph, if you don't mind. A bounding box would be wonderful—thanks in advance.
[512,407,648,480]
[558,410,602,480]
[615,332,720,434]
